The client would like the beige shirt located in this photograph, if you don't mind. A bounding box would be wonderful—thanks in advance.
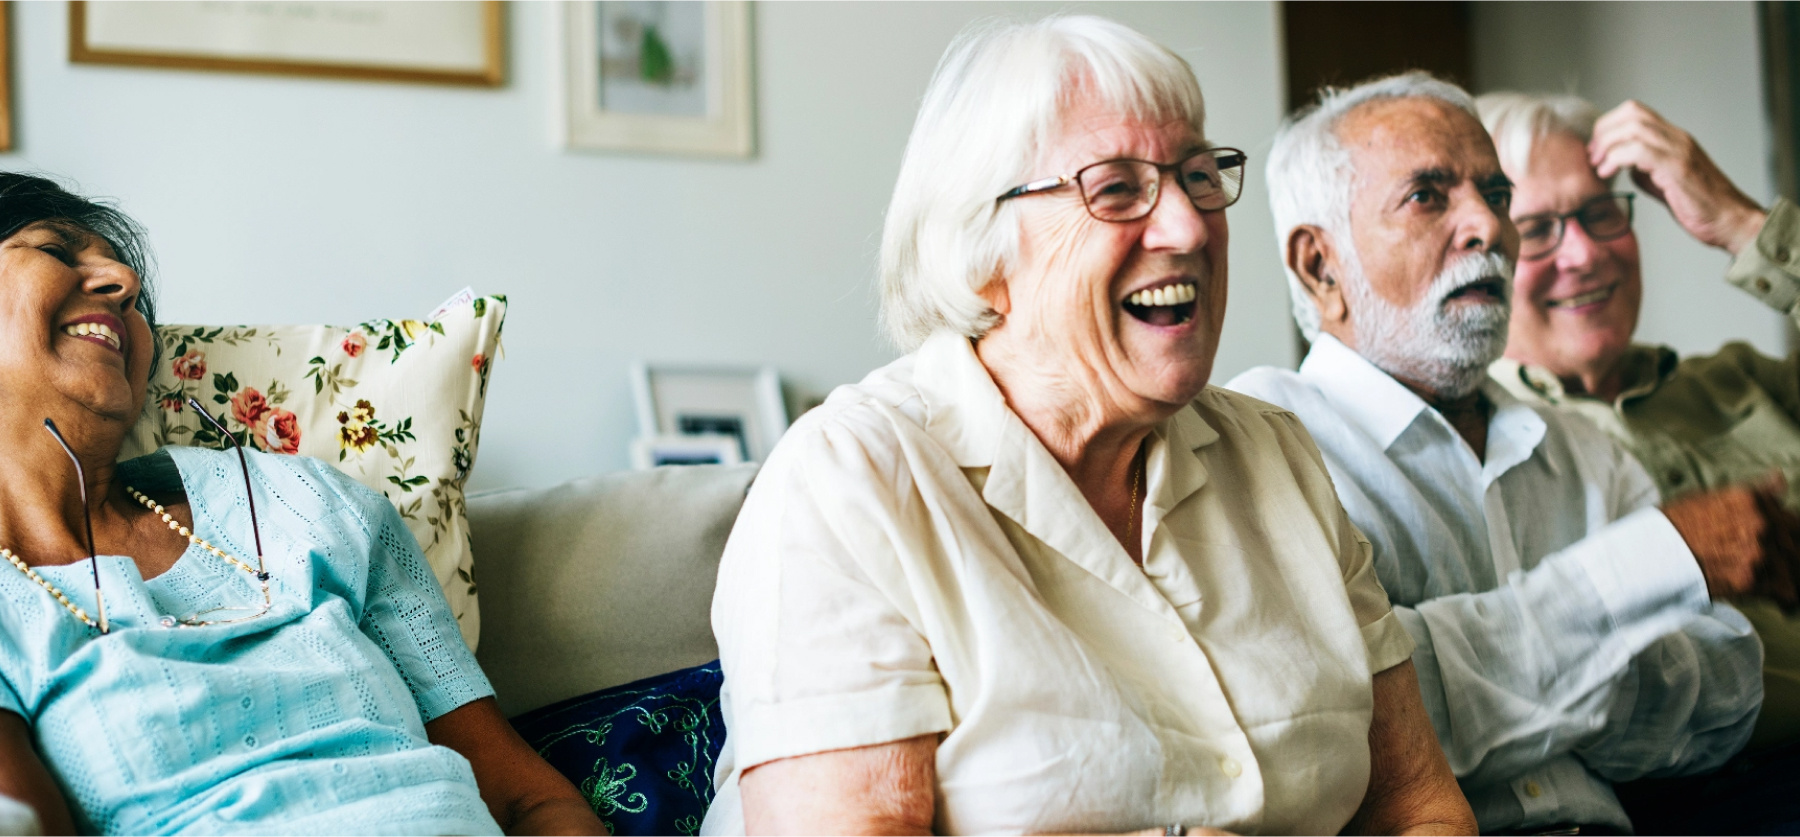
[702,332,1415,836]
[1490,198,1800,752]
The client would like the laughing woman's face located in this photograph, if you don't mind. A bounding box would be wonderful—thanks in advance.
[0,223,154,424]
[986,97,1229,419]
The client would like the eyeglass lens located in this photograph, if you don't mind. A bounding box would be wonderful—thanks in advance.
[1518,194,1633,259]
[1076,149,1246,221]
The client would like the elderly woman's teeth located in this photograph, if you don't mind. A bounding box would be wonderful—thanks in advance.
[64,322,121,350]
[1547,286,1615,309]
[1126,282,1197,308]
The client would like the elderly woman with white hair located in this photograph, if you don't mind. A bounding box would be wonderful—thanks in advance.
[700,16,1472,836]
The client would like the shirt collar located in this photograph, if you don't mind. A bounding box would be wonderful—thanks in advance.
[1301,333,1553,477]
[1489,344,1674,407]
[1298,333,1432,451]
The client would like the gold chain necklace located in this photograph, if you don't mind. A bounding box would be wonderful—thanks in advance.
[2,488,270,631]
[1127,445,1143,552]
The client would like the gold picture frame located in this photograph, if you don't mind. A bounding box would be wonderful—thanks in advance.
[0,2,13,152]
[70,1,505,88]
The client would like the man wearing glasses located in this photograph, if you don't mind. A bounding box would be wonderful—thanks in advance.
[1480,92,1800,832]
[1228,73,1789,835]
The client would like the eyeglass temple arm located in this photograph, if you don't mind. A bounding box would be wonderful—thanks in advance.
[42,419,107,634]
[187,399,266,571]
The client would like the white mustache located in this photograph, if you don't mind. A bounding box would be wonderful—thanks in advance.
[1426,251,1515,310]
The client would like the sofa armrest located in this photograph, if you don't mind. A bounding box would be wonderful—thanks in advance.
[469,463,757,716]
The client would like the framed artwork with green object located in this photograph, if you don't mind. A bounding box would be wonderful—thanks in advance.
[559,1,754,157]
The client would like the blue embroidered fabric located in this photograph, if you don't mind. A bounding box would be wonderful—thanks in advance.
[511,661,725,836]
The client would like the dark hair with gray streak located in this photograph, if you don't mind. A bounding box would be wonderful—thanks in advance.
[0,172,160,373]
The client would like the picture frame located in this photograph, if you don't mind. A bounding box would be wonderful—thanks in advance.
[630,362,787,463]
[0,2,12,153]
[69,1,505,87]
[629,433,744,470]
[558,0,754,157]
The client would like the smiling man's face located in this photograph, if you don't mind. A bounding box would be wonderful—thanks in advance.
[1501,130,1643,384]
[1332,97,1520,397]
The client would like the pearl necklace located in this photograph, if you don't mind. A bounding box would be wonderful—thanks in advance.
[2,487,269,631]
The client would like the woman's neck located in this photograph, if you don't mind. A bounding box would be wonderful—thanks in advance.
[974,333,1162,496]
[0,408,129,564]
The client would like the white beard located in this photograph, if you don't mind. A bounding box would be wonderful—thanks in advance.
[1344,251,1515,398]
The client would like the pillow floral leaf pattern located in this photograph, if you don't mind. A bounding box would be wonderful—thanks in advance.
[125,296,507,650]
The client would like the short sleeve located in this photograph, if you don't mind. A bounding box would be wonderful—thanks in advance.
[1339,515,1416,674]
[337,477,494,722]
[712,408,953,770]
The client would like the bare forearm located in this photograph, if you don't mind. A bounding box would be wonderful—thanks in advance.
[741,734,938,835]
[1346,662,1475,836]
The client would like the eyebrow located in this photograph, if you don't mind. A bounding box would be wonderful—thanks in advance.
[1404,167,1514,192]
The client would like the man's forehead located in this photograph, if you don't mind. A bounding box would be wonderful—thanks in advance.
[1339,96,1503,181]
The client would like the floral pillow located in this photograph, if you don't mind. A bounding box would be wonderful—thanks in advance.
[121,295,506,650]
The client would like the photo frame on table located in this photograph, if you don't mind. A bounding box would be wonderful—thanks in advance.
[558,0,754,157]
[69,1,505,87]
[630,363,787,464]
[629,433,744,470]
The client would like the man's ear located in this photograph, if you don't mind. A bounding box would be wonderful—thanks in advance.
[977,272,1011,318]
[1286,225,1349,330]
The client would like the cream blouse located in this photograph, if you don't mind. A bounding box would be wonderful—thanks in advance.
[701,333,1415,835]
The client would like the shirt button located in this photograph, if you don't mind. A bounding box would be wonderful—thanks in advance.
[1756,276,1775,294]
[1219,756,1242,778]
[1524,780,1542,798]
[1775,246,1791,263]
[1667,470,1686,486]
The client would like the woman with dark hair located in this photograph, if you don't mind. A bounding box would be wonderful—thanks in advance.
[0,173,604,835]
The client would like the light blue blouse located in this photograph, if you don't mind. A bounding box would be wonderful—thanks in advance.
[0,446,501,836]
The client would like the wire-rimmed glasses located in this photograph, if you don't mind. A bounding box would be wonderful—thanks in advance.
[1514,192,1635,261]
[996,146,1248,221]
[44,397,272,632]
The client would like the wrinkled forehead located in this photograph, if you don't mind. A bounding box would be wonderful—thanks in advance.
[1037,64,1207,156]
[1338,97,1504,190]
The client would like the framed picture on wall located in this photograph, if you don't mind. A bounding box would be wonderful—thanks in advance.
[558,1,754,157]
[69,1,505,87]
[0,2,13,153]
[629,363,787,463]
[628,433,744,470]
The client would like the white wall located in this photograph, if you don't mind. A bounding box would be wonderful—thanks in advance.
[1472,1,1784,359]
[5,1,1291,490]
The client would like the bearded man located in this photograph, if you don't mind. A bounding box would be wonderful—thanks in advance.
[1227,72,1790,834]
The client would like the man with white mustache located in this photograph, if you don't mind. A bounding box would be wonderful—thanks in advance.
[1229,73,1788,835]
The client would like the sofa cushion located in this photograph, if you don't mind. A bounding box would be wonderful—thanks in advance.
[121,295,507,650]
[511,660,725,836]
[469,463,756,716]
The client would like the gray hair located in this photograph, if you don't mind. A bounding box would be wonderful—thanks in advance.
[1267,71,1478,340]
[877,15,1206,350]
[1474,91,1600,180]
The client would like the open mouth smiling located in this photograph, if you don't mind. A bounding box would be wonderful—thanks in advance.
[1122,280,1198,327]
[62,316,124,353]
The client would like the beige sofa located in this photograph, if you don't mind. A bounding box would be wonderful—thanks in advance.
[468,463,758,717]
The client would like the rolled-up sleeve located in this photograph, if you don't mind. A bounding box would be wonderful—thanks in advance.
[712,410,953,771]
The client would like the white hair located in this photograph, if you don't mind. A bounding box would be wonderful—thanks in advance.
[877,15,1206,350]
[1266,71,1479,340]
[1474,91,1600,180]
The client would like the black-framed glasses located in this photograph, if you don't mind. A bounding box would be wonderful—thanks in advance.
[996,147,1248,221]
[1514,192,1635,261]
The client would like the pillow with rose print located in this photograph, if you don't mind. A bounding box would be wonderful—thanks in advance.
[119,295,506,650]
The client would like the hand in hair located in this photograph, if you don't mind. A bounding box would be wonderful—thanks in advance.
[1588,100,1766,256]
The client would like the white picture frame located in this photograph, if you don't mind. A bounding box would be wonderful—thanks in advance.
[629,433,744,470]
[556,0,754,157]
[630,363,787,463]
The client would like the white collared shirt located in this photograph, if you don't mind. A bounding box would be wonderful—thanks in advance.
[1228,334,1763,833]
[702,332,1415,835]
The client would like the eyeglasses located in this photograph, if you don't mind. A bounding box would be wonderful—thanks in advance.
[1514,192,1635,261]
[996,147,1248,221]
[43,398,271,632]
